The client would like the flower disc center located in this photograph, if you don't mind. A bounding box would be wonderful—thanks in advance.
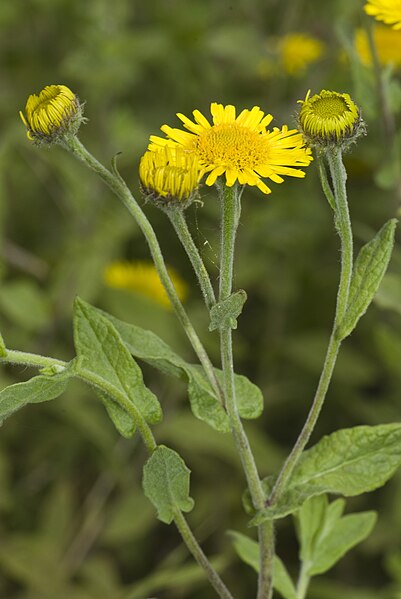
[195,124,267,169]
[312,97,349,118]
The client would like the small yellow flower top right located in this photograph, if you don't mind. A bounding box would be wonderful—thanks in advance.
[298,90,363,148]
[355,25,401,67]
[364,0,401,29]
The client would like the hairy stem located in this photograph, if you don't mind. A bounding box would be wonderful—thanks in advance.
[0,348,232,599]
[218,183,274,599]
[166,208,216,310]
[62,135,222,405]
[269,147,353,505]
[173,509,234,599]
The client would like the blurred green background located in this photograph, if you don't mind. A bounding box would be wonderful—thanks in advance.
[2,0,401,597]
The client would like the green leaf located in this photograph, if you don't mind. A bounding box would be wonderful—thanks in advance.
[228,531,297,599]
[308,511,376,575]
[209,289,247,331]
[295,495,376,576]
[251,424,401,524]
[142,445,194,524]
[337,219,397,340]
[73,297,162,438]
[101,310,263,432]
[0,364,73,424]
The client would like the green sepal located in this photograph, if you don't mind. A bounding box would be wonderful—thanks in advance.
[209,290,247,331]
[336,219,397,340]
[142,445,194,524]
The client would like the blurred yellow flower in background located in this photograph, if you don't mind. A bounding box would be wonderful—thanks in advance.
[364,0,401,29]
[150,103,313,195]
[354,25,401,67]
[277,33,325,75]
[104,261,188,310]
[258,33,324,79]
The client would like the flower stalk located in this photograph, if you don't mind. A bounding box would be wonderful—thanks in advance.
[269,146,353,506]
[165,207,216,310]
[218,183,274,599]
[62,135,223,406]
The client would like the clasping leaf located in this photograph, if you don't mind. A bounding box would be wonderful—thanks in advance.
[209,290,247,331]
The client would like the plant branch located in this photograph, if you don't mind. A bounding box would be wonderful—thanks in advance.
[62,135,223,405]
[269,147,353,506]
[218,183,274,599]
[166,207,216,310]
[0,347,232,599]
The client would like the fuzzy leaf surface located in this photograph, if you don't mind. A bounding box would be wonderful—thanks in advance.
[337,219,397,340]
[73,298,162,437]
[142,445,194,524]
[209,289,247,331]
[252,424,401,524]
[102,310,263,432]
[295,495,376,576]
[0,364,73,424]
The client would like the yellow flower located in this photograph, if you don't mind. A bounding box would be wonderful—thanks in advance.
[354,25,401,67]
[20,84,82,144]
[277,33,324,76]
[298,90,362,147]
[103,261,188,310]
[149,103,313,195]
[364,0,401,29]
[139,146,203,206]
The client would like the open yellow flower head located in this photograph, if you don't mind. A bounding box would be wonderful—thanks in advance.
[139,146,203,208]
[104,260,188,310]
[20,84,83,144]
[364,0,401,29]
[149,102,313,196]
[298,90,363,148]
[278,33,324,76]
[355,25,401,67]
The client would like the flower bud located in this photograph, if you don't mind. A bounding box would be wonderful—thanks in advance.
[139,146,203,208]
[20,84,84,144]
[297,90,364,149]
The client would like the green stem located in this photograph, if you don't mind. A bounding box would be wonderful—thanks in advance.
[296,561,310,599]
[269,147,353,506]
[62,136,222,405]
[0,348,232,598]
[317,157,335,212]
[218,183,274,599]
[173,509,234,599]
[166,208,216,310]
